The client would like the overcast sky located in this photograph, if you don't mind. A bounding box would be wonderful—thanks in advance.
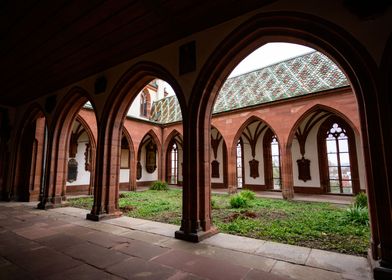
[228,43,315,78]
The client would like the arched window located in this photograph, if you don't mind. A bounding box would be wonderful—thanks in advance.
[271,136,281,190]
[170,143,178,184]
[236,139,243,188]
[263,129,281,190]
[140,92,148,117]
[318,116,359,194]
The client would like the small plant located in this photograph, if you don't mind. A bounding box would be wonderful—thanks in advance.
[354,192,368,208]
[240,190,256,200]
[344,205,369,226]
[230,194,249,208]
[149,180,169,191]
[211,198,217,209]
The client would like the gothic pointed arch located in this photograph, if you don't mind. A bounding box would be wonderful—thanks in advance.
[317,115,360,195]
[39,86,98,208]
[136,130,161,182]
[164,130,183,185]
[120,127,136,191]
[12,103,47,201]
[89,61,185,219]
[181,11,384,246]
[287,104,360,151]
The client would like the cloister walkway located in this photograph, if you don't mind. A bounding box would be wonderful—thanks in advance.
[0,202,369,280]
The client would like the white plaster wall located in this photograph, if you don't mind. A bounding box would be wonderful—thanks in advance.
[243,128,265,185]
[211,129,224,183]
[137,142,158,182]
[355,134,366,190]
[292,122,322,187]
[211,139,224,183]
[120,169,130,183]
[66,133,90,186]
[127,93,144,119]
[178,147,183,182]
[156,80,175,99]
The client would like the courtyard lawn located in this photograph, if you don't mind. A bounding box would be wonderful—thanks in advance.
[68,189,370,256]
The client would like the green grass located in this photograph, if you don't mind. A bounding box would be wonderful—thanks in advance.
[68,189,370,256]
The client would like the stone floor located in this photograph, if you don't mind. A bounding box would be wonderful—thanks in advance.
[0,202,370,280]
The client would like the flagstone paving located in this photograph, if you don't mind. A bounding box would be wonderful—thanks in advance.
[0,202,371,280]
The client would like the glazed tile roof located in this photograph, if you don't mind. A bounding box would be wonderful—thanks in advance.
[150,95,182,123]
[150,51,349,123]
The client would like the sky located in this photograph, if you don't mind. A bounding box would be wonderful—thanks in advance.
[228,43,315,78]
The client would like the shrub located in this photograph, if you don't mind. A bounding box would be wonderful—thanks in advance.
[354,192,368,208]
[149,180,169,191]
[211,198,217,209]
[230,194,249,208]
[344,205,369,226]
[119,193,127,198]
[240,190,256,200]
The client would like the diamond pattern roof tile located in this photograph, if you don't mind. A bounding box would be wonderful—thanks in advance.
[149,51,349,123]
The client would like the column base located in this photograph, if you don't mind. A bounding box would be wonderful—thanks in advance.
[86,211,122,221]
[37,196,65,209]
[175,226,219,243]
[374,266,392,280]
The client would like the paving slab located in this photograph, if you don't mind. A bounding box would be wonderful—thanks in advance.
[192,244,276,272]
[106,257,177,280]
[42,264,123,280]
[153,249,251,280]
[244,268,291,280]
[13,224,58,240]
[255,241,311,264]
[129,219,179,237]
[119,229,172,244]
[201,233,265,254]
[114,239,171,260]
[79,230,129,248]
[63,242,130,268]
[161,238,275,272]
[51,224,96,237]
[0,262,36,280]
[74,219,130,235]
[166,271,206,280]
[50,207,90,218]
[306,249,370,277]
[103,216,150,228]
[0,231,42,256]
[36,233,87,252]
[5,246,82,278]
[0,217,36,230]
[271,261,342,280]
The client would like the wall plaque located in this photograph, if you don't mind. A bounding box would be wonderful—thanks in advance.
[67,158,78,183]
[297,157,311,182]
[211,160,220,178]
[145,142,157,173]
[249,159,259,179]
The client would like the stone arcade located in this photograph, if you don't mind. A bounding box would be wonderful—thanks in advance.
[0,2,391,279]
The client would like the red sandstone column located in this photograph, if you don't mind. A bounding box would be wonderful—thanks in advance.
[30,117,45,201]
[175,115,217,242]
[226,144,237,194]
[87,126,122,221]
[129,158,137,191]
[280,141,294,200]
